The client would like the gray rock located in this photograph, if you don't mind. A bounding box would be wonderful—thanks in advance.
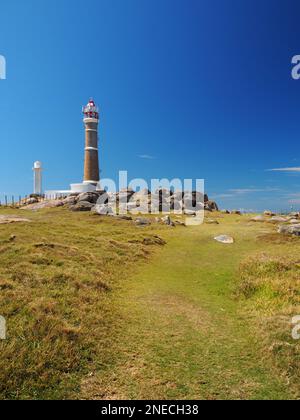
[231,210,241,215]
[62,196,77,206]
[77,192,99,204]
[21,200,64,210]
[70,201,94,212]
[91,204,115,215]
[264,210,275,217]
[269,216,289,223]
[278,224,300,236]
[205,201,219,212]
[250,215,266,222]
[214,235,234,244]
[134,217,151,226]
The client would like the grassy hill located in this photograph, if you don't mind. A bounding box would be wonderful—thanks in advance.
[0,208,299,399]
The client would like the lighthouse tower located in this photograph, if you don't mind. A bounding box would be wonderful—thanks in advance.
[33,161,42,195]
[83,99,100,185]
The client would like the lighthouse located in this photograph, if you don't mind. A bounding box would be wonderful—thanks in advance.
[45,99,102,197]
[83,99,100,185]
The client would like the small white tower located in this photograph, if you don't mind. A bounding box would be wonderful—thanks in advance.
[33,161,42,195]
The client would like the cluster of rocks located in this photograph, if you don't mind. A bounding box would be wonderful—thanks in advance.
[250,210,300,236]
[57,189,219,215]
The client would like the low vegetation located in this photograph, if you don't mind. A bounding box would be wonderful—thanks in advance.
[237,234,300,394]
[0,208,167,399]
[0,208,299,399]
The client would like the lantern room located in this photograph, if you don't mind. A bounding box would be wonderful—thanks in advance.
[82,99,99,120]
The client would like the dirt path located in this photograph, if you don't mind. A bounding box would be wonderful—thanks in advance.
[82,221,293,400]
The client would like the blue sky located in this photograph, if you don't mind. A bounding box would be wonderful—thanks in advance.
[1,0,300,211]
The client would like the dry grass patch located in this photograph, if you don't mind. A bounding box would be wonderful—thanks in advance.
[0,208,166,399]
[237,251,300,397]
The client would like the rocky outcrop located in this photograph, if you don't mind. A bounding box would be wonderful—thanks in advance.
[278,224,300,236]
[21,200,64,210]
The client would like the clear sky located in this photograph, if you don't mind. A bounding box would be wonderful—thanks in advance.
[1,0,300,211]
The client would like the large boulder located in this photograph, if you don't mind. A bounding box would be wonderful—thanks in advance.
[289,212,300,219]
[91,204,115,215]
[69,201,94,212]
[205,200,219,212]
[62,196,77,206]
[77,192,100,204]
[278,224,300,236]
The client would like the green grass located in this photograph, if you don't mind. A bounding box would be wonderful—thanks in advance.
[0,208,299,399]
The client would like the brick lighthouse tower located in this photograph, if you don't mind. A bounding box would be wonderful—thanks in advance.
[83,99,100,186]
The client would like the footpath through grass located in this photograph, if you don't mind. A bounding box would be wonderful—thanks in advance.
[81,214,299,400]
[0,208,299,399]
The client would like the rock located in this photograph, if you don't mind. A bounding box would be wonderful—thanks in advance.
[21,200,64,210]
[205,200,219,212]
[77,192,99,204]
[161,215,173,226]
[91,204,115,215]
[205,219,219,224]
[62,196,77,206]
[134,217,151,226]
[9,234,16,241]
[69,201,94,212]
[0,215,31,224]
[161,215,171,224]
[221,210,230,214]
[278,224,300,236]
[268,216,289,223]
[289,212,300,218]
[250,215,266,222]
[264,210,275,217]
[289,219,299,224]
[23,197,39,205]
[231,210,241,215]
[214,235,234,244]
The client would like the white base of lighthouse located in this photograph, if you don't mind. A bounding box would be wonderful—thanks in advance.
[70,182,99,193]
